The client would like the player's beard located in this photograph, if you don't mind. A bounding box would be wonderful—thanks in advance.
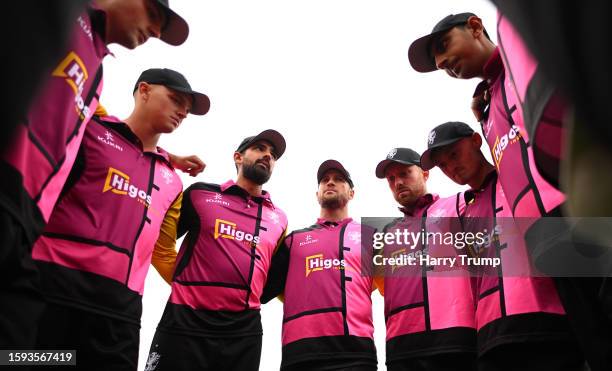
[319,192,349,210]
[396,181,426,208]
[242,159,271,185]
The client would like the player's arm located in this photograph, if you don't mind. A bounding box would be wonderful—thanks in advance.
[176,185,198,238]
[261,231,291,304]
[372,220,401,297]
[367,226,384,296]
[373,246,384,296]
[151,192,182,284]
[168,153,206,177]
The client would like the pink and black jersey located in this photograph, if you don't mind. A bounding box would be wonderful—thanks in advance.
[262,218,377,369]
[32,115,182,323]
[459,171,568,355]
[158,181,288,337]
[382,194,477,363]
[476,47,564,222]
[0,7,108,243]
[495,13,568,189]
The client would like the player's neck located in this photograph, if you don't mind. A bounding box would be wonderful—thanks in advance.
[235,176,263,197]
[320,207,349,222]
[123,115,160,152]
[468,162,496,190]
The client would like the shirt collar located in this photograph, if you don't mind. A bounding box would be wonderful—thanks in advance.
[97,115,173,166]
[464,170,497,204]
[471,48,503,123]
[316,217,353,228]
[482,47,503,84]
[220,179,275,207]
[399,193,439,216]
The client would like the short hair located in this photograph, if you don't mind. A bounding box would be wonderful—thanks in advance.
[455,22,491,41]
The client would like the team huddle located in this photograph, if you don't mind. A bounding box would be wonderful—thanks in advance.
[0,1,610,370]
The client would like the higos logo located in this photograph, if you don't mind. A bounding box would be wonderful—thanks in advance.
[305,254,345,277]
[103,167,152,206]
[214,219,260,245]
[390,248,406,273]
[52,51,92,120]
[492,125,521,168]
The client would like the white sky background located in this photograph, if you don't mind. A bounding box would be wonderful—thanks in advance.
[100,1,497,369]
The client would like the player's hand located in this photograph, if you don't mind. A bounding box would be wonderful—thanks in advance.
[471,83,490,122]
[169,154,206,177]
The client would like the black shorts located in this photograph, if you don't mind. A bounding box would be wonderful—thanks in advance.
[0,210,45,348]
[282,359,377,371]
[477,340,586,371]
[35,302,140,371]
[284,363,376,371]
[145,329,262,371]
[387,352,476,371]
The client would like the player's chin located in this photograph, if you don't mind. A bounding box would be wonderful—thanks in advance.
[119,35,140,50]
[159,125,176,134]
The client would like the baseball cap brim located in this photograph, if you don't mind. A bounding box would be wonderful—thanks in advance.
[157,2,189,46]
[420,137,467,171]
[318,160,354,188]
[166,85,210,115]
[375,159,420,179]
[408,30,448,73]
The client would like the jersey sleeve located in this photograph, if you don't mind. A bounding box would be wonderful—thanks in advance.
[261,230,291,304]
[151,192,182,284]
[373,219,400,297]
[177,184,198,238]
[368,226,384,296]
[373,246,385,296]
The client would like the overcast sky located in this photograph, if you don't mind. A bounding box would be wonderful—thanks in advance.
[100,1,497,369]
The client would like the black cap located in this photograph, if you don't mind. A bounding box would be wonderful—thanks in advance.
[408,12,477,73]
[375,148,422,178]
[420,121,475,170]
[236,129,286,159]
[156,0,189,46]
[317,160,354,188]
[134,68,210,115]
